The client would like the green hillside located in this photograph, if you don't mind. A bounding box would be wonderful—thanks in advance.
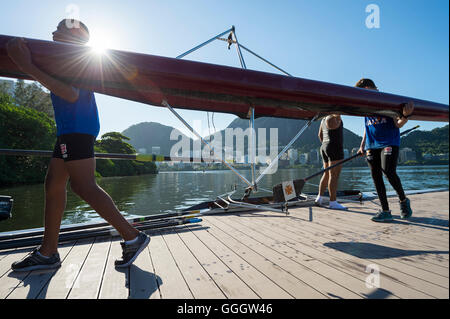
[400,125,449,159]
[122,122,193,155]
[122,119,448,163]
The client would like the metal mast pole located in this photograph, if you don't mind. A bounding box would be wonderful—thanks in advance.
[176,27,234,59]
[230,27,256,190]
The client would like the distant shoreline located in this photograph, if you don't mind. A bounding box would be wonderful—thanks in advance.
[158,161,449,172]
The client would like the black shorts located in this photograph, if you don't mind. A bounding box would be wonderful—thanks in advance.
[52,133,95,162]
[320,143,344,162]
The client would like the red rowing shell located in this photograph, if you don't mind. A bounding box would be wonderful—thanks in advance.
[0,34,447,121]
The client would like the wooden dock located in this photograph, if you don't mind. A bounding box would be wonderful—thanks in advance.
[0,190,448,299]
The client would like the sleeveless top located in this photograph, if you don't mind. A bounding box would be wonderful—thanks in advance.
[321,117,343,148]
[51,89,100,138]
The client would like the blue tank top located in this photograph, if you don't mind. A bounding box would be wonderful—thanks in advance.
[364,116,400,150]
[51,89,100,137]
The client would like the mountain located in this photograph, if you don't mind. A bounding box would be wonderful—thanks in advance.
[121,117,363,156]
[223,117,362,153]
[122,122,193,155]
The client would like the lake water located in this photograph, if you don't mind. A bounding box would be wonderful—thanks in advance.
[0,165,448,232]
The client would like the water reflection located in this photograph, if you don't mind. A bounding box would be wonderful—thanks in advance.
[0,165,448,232]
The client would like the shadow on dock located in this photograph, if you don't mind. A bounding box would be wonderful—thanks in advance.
[362,288,394,299]
[125,265,162,299]
[323,242,449,259]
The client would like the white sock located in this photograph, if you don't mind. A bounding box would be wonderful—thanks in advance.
[329,201,347,210]
[36,250,50,259]
[315,195,323,204]
[124,235,139,245]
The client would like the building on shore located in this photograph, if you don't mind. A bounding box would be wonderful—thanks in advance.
[151,146,161,155]
[399,147,416,163]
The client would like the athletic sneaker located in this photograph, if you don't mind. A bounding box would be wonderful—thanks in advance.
[11,248,61,272]
[400,198,413,219]
[371,210,393,222]
[115,232,150,268]
[315,195,324,207]
[329,201,348,210]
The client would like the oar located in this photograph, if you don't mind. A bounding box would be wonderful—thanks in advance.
[273,125,420,202]
[398,124,420,136]
[0,217,202,250]
[0,149,212,163]
[272,153,362,202]
[0,209,202,242]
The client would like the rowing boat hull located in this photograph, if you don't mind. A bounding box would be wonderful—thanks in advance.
[0,34,447,121]
[183,190,363,213]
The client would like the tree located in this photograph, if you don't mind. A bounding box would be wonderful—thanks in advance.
[95,132,135,154]
[12,80,54,118]
[0,93,56,186]
[94,132,157,177]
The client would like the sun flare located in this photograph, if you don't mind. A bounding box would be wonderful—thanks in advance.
[87,31,112,55]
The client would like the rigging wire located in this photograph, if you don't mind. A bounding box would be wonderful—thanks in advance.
[206,111,214,160]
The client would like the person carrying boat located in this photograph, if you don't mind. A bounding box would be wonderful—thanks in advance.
[356,78,414,222]
[315,114,348,210]
[6,19,150,271]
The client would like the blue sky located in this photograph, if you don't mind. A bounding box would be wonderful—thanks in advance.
[1,0,448,138]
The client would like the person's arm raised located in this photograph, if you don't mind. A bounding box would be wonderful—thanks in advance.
[395,101,414,129]
[6,37,79,103]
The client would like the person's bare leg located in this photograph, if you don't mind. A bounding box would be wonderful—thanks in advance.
[65,158,139,241]
[318,161,329,196]
[328,160,343,201]
[316,161,329,205]
[39,158,69,256]
[327,160,346,209]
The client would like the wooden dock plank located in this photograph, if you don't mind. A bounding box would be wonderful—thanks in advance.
[288,201,449,276]
[0,248,32,280]
[208,216,362,299]
[231,213,443,298]
[98,238,129,299]
[148,232,194,299]
[325,193,449,248]
[233,212,448,298]
[0,248,20,262]
[6,241,74,299]
[286,206,448,288]
[160,228,226,299]
[176,225,260,299]
[200,219,326,299]
[37,238,94,299]
[128,232,161,299]
[217,214,392,299]
[0,191,447,299]
[188,224,294,299]
[67,237,111,299]
[295,210,449,279]
[226,214,434,299]
[311,204,449,251]
[292,194,449,269]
